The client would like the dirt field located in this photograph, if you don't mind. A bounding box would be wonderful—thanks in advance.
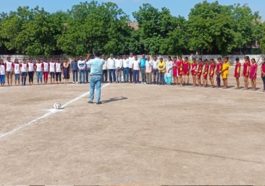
[0,78,265,185]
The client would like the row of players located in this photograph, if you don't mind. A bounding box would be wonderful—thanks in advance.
[0,55,265,91]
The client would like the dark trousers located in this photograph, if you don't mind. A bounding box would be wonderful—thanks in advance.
[56,72,61,82]
[123,68,129,82]
[21,72,27,86]
[153,69,159,84]
[85,69,90,83]
[216,75,221,87]
[108,69,116,83]
[28,71,34,83]
[103,70,108,82]
[72,70,78,82]
[159,72,165,85]
[133,70,139,83]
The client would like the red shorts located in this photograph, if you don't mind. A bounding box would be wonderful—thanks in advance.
[203,74,208,80]
[173,69,177,77]
[250,74,256,80]
[183,71,188,76]
[209,73,214,78]
[234,74,240,79]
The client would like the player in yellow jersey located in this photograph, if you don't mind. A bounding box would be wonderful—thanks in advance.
[221,57,230,89]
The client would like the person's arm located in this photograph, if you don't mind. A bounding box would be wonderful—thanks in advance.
[86,54,91,61]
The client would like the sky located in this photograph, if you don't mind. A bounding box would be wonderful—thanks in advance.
[0,0,265,19]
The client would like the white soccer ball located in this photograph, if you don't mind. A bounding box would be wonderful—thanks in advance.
[53,102,62,110]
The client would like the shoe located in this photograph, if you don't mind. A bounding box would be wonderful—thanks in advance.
[96,101,102,105]
[88,101,93,104]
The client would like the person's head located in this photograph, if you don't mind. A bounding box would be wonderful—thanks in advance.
[14,58,19,63]
[23,58,27,63]
[147,55,150,61]
[168,56,172,61]
[160,57,163,62]
[134,56,138,60]
[184,57,188,62]
[251,58,256,64]
[92,50,100,58]
[217,57,222,63]
[236,57,240,63]
[210,59,215,63]
[244,56,250,61]
[178,56,182,60]
[7,56,11,61]
[224,57,229,63]
[204,59,208,63]
[192,58,196,63]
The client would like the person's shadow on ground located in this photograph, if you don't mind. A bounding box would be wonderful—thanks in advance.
[102,96,128,104]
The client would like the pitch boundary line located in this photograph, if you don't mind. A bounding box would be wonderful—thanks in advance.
[0,83,110,140]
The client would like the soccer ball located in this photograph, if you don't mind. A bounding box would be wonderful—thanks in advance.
[53,102,62,110]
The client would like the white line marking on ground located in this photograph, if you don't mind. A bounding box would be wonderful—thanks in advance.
[0,83,110,140]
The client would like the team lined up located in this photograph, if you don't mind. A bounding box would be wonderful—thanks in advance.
[0,57,70,86]
[0,55,265,91]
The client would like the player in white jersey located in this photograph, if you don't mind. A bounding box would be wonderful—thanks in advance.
[49,60,56,84]
[115,56,123,83]
[128,54,134,83]
[28,60,35,85]
[5,57,14,86]
[107,55,116,83]
[43,60,49,84]
[123,55,130,83]
[36,60,43,84]
[55,59,62,83]
[0,58,6,86]
[132,56,140,83]
[14,58,21,85]
[20,59,28,86]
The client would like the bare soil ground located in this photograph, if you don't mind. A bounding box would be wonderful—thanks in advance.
[0,76,265,185]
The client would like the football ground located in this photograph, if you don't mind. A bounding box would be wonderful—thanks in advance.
[0,78,265,184]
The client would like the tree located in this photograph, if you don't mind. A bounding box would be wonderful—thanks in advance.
[133,4,186,55]
[57,1,132,56]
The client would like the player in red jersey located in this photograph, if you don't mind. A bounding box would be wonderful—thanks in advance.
[249,58,258,90]
[191,58,198,86]
[242,56,251,89]
[172,56,178,84]
[209,59,216,88]
[197,58,203,86]
[182,57,190,85]
[234,58,241,89]
[202,59,209,87]
[177,56,183,86]
[216,57,222,88]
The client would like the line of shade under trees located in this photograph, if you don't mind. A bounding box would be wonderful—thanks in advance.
[0,0,265,57]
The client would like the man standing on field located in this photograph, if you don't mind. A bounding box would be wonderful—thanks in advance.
[87,52,105,105]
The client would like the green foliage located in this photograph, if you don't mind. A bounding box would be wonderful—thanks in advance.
[187,1,264,54]
[0,1,264,55]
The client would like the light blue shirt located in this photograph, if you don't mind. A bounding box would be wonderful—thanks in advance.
[140,58,146,68]
[87,57,105,75]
